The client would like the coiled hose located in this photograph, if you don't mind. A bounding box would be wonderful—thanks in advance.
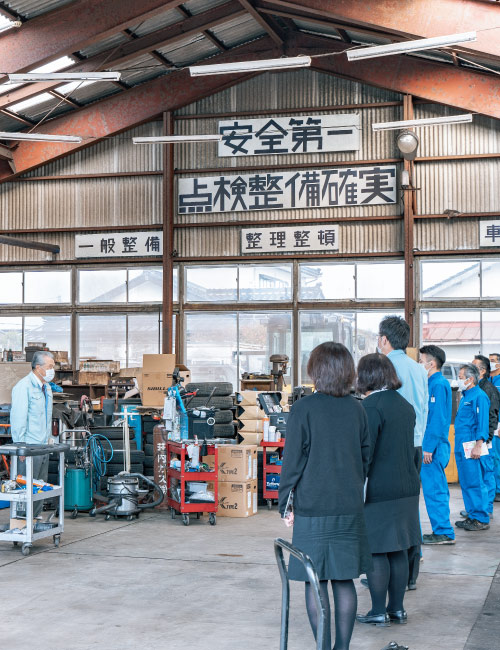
[85,434,113,492]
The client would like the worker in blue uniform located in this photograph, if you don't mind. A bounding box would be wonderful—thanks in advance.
[454,364,490,531]
[419,345,454,544]
[488,352,500,502]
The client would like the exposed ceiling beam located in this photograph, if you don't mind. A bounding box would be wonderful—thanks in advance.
[261,0,500,60]
[0,109,33,126]
[0,0,187,74]
[0,143,15,173]
[0,38,281,182]
[0,2,22,22]
[0,235,59,254]
[176,5,227,51]
[0,1,246,111]
[237,0,284,46]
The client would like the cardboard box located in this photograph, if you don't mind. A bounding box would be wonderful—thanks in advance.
[52,350,69,363]
[218,444,257,481]
[141,355,191,407]
[237,419,264,434]
[236,404,265,420]
[118,367,142,378]
[78,371,110,386]
[217,480,257,517]
[237,431,263,446]
[80,360,120,374]
[235,390,260,407]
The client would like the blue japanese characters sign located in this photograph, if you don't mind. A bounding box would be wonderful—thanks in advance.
[218,114,360,157]
[241,225,339,254]
[75,231,163,258]
[178,165,397,215]
[480,221,500,247]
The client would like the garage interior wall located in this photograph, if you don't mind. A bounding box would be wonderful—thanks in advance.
[0,69,499,384]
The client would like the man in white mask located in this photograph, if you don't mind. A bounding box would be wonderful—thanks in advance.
[10,351,55,518]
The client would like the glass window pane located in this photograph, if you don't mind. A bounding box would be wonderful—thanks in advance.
[128,268,164,303]
[357,262,404,300]
[356,311,404,362]
[79,270,127,303]
[239,265,292,301]
[481,311,500,356]
[482,261,500,299]
[0,273,22,304]
[24,271,71,304]
[239,312,292,384]
[24,315,71,361]
[300,264,355,300]
[421,261,479,299]
[127,313,160,366]
[421,310,480,363]
[185,313,237,388]
[185,266,237,302]
[79,315,126,366]
[0,316,22,357]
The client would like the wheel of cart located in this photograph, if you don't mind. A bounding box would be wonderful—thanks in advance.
[21,543,32,556]
[209,513,216,525]
[267,499,273,510]
[182,513,190,526]
[53,534,61,547]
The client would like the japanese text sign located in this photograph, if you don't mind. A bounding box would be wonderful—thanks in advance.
[218,114,360,157]
[241,225,339,254]
[479,221,500,247]
[75,231,163,258]
[178,165,397,215]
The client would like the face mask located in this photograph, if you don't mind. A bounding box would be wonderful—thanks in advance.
[44,368,55,383]
[457,379,469,392]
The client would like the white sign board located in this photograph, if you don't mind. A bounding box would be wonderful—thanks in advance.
[218,114,360,157]
[75,231,163,259]
[479,220,500,247]
[241,225,339,254]
[178,165,397,215]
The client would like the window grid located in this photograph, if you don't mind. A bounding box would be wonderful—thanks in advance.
[420,258,500,301]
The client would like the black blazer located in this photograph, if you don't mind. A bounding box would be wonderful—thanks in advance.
[278,392,370,517]
[362,390,420,504]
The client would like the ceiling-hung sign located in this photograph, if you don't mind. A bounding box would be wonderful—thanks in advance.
[75,232,163,258]
[178,165,397,215]
[218,114,360,157]
[241,224,339,254]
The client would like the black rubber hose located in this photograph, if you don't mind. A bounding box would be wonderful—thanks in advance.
[128,473,164,509]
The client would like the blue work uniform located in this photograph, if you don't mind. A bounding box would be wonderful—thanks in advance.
[10,371,53,444]
[421,372,453,538]
[454,385,490,524]
[489,374,500,495]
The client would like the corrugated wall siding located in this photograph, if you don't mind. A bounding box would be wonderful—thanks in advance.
[415,218,480,251]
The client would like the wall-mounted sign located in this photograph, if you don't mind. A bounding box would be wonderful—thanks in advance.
[178,165,397,215]
[75,231,163,258]
[241,225,339,254]
[479,220,500,247]
[218,114,360,157]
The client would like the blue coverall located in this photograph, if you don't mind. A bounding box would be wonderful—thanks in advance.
[489,374,500,495]
[421,371,453,538]
[454,385,490,524]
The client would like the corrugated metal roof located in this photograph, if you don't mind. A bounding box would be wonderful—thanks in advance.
[182,0,231,16]
[157,33,219,66]
[3,0,74,19]
[13,95,72,122]
[210,15,266,49]
[78,33,129,59]
[62,80,120,106]
[128,7,183,38]
[113,53,166,87]
[0,112,26,131]
[293,19,342,40]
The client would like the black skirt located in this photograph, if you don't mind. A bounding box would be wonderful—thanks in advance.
[364,495,421,554]
[288,512,372,582]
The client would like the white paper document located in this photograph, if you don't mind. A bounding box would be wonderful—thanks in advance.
[462,441,489,459]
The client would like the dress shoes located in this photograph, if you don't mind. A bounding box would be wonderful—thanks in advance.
[356,612,390,627]
[387,609,407,624]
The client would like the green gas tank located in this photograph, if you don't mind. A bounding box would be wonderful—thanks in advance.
[64,468,93,514]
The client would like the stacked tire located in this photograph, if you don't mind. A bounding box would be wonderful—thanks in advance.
[185,382,236,439]
[143,415,157,477]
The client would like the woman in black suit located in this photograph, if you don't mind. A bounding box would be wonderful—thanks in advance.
[356,353,421,627]
[278,342,372,650]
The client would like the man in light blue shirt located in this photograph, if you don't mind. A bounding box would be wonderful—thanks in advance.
[10,351,55,517]
[378,316,428,589]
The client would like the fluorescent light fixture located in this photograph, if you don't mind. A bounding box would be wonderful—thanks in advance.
[7,71,121,83]
[0,132,82,143]
[347,32,476,61]
[133,135,222,144]
[189,56,311,76]
[372,114,473,131]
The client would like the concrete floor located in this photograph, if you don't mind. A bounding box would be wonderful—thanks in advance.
[0,485,498,650]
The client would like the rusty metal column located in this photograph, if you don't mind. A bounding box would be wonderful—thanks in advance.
[162,111,174,354]
[403,95,416,346]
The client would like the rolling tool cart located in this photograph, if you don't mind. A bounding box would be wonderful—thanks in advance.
[261,440,285,510]
[166,440,218,526]
[0,442,69,556]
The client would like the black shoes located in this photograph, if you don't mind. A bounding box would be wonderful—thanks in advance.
[422,533,456,545]
[387,610,407,624]
[407,580,417,590]
[356,612,390,627]
[463,518,490,531]
[494,493,500,502]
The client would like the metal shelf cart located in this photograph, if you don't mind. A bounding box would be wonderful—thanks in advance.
[166,440,218,526]
[0,443,69,555]
[261,440,285,510]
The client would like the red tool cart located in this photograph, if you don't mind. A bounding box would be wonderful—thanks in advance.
[261,440,285,510]
[166,440,218,526]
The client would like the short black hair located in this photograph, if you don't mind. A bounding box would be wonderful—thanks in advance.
[474,355,491,377]
[307,342,355,397]
[356,353,402,394]
[419,345,446,370]
[379,315,410,351]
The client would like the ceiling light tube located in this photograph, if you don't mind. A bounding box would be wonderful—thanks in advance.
[189,56,311,76]
[372,114,473,131]
[0,132,82,143]
[133,135,222,144]
[7,71,121,83]
[347,32,476,61]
